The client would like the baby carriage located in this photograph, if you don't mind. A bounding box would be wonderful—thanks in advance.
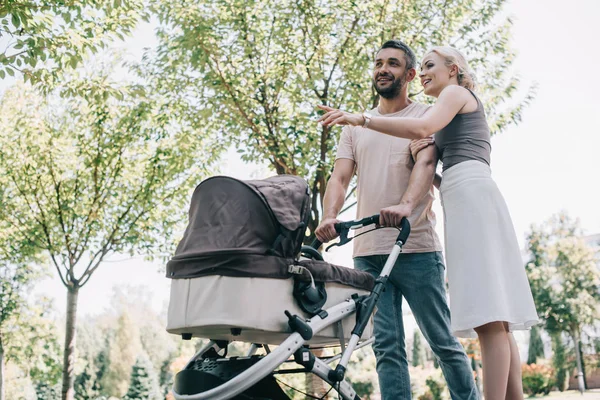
[166,175,410,400]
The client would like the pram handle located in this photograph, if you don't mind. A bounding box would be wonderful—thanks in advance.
[310,214,380,249]
[396,216,411,245]
[310,214,410,250]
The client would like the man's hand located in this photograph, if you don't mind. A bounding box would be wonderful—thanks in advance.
[409,138,435,161]
[380,204,413,227]
[315,217,342,243]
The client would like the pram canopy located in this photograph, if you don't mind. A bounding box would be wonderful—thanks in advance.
[166,175,373,291]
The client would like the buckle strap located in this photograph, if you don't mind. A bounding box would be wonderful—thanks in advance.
[288,265,304,275]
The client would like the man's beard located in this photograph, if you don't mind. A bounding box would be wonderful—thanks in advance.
[374,73,405,99]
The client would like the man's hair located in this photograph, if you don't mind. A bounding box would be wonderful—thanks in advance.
[378,40,417,71]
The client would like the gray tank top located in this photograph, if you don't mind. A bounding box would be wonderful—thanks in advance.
[434,89,491,172]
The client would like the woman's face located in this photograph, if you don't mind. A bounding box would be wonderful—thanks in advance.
[419,52,455,97]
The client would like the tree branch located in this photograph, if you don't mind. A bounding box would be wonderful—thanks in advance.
[47,142,74,263]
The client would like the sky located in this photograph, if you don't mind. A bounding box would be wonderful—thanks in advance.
[4,0,600,326]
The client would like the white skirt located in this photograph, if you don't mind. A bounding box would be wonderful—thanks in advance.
[439,160,539,338]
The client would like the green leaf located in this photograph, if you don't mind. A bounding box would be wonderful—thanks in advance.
[11,13,20,29]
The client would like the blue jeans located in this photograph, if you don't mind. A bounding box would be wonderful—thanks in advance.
[354,252,479,400]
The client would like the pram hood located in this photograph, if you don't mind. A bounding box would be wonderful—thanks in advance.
[166,175,310,280]
[166,174,374,292]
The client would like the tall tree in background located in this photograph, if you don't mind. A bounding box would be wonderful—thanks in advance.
[0,75,219,399]
[551,333,571,392]
[525,213,600,393]
[0,0,146,85]
[0,297,63,399]
[151,0,534,240]
[22,298,63,399]
[527,326,545,365]
[0,231,45,400]
[101,312,142,398]
[412,331,424,367]
[74,323,109,400]
[124,353,162,400]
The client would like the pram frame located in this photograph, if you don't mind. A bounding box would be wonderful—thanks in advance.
[171,215,410,400]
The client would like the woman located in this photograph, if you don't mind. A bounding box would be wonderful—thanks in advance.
[318,46,538,400]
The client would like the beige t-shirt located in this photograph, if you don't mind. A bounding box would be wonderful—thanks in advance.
[335,102,442,257]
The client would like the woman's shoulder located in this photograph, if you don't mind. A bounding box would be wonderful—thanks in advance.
[439,84,474,100]
[443,85,480,115]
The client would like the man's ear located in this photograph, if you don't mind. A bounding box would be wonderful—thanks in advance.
[405,68,417,82]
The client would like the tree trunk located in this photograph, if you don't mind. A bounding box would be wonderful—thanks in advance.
[572,329,586,394]
[62,286,79,400]
[578,338,588,390]
[0,341,5,400]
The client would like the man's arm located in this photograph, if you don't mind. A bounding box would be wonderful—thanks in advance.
[409,138,442,189]
[380,144,438,227]
[315,158,355,242]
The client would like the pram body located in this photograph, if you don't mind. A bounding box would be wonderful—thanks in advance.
[166,175,410,400]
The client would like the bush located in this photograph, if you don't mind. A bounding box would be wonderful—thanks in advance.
[353,380,375,398]
[425,376,444,400]
[521,363,554,396]
[417,391,434,400]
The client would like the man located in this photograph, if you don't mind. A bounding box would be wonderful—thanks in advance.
[315,40,478,400]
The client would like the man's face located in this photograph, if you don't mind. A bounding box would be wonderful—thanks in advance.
[372,48,411,99]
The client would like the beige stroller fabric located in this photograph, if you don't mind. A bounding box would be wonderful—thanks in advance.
[167,275,374,346]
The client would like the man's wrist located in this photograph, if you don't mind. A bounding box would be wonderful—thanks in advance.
[399,199,416,211]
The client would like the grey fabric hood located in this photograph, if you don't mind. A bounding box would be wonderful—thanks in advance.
[166,175,311,279]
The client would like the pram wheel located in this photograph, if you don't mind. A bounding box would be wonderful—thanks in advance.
[174,355,290,400]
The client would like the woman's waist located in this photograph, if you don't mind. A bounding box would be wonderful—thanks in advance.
[440,160,492,191]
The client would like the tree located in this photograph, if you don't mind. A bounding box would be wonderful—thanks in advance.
[74,363,99,400]
[527,325,545,365]
[0,75,219,399]
[551,333,571,392]
[124,353,161,400]
[0,294,62,400]
[71,285,181,399]
[525,213,600,393]
[101,312,142,398]
[150,0,534,241]
[107,285,180,377]
[158,357,175,398]
[0,0,147,86]
[412,330,424,367]
[0,229,46,400]
[74,322,110,400]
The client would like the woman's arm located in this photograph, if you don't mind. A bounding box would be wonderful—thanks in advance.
[318,85,470,139]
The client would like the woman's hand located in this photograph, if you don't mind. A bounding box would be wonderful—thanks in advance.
[409,138,435,161]
[317,105,364,127]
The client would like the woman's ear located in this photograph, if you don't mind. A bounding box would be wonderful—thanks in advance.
[449,64,459,78]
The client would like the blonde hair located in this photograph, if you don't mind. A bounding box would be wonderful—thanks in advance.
[426,46,476,90]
